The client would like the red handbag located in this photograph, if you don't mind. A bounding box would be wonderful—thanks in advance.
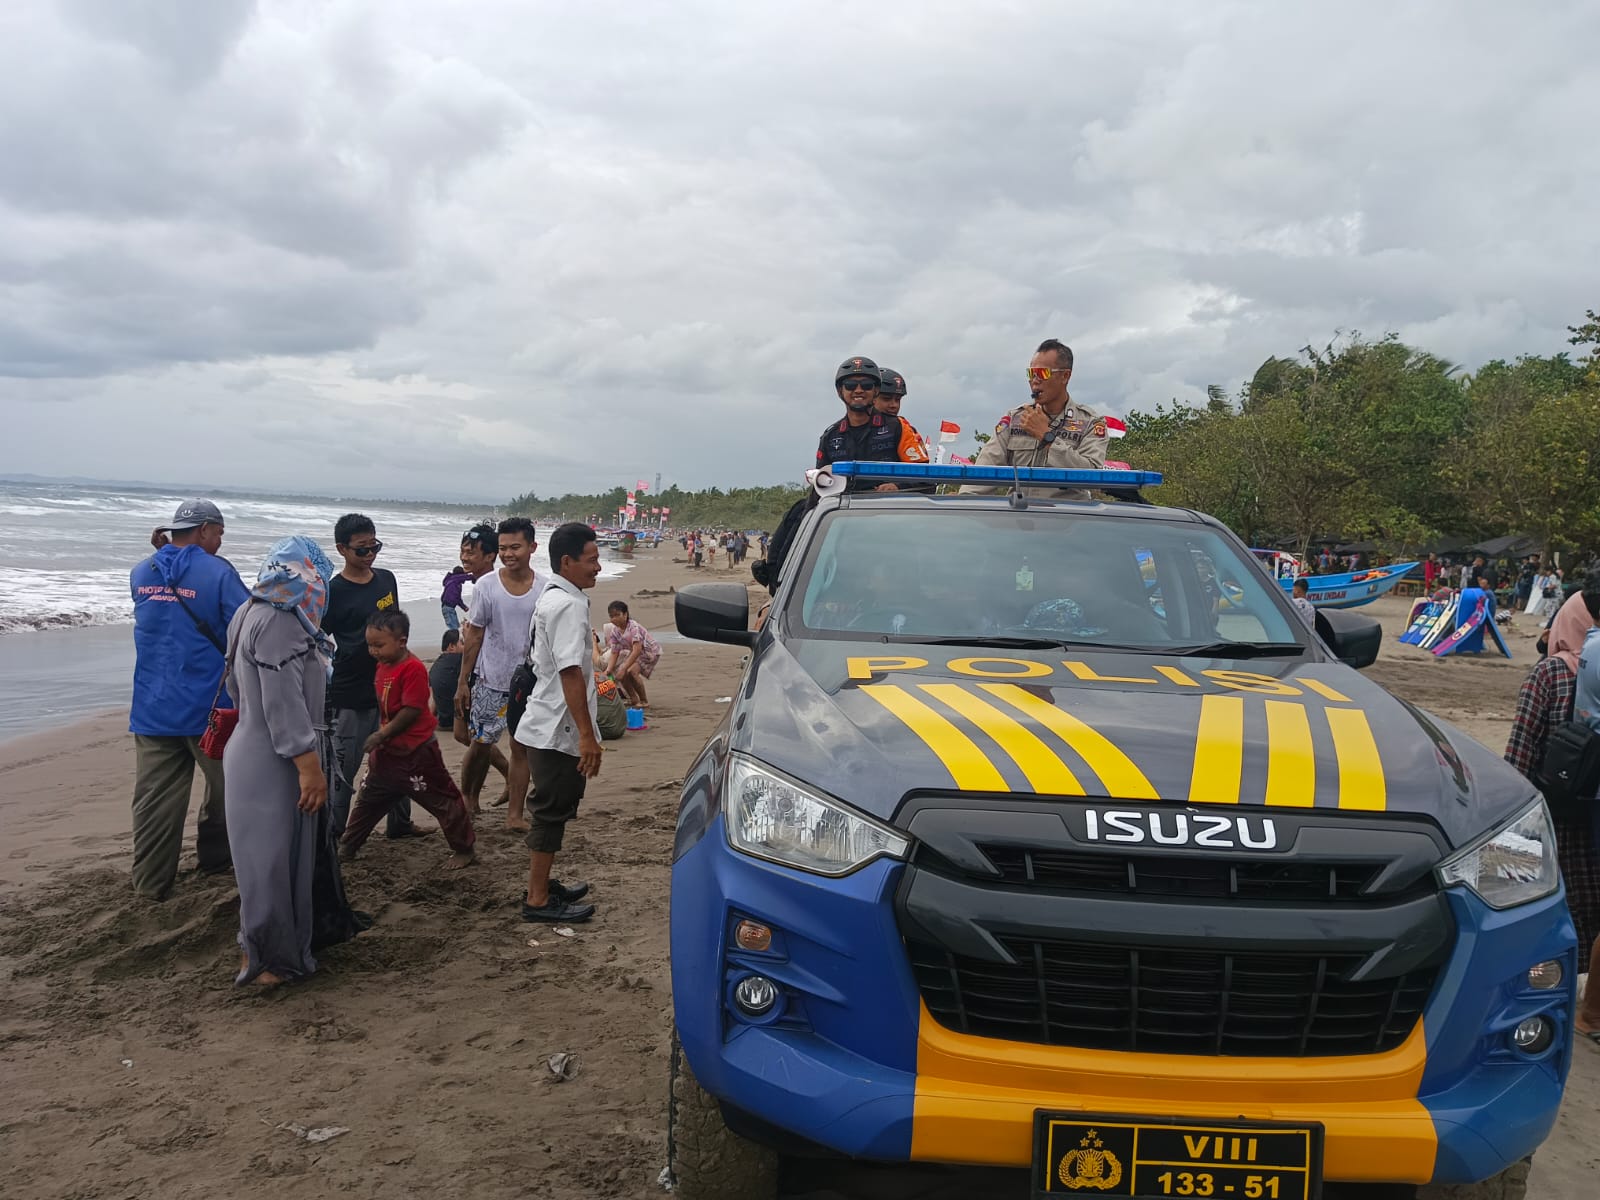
[199,705,238,760]
[199,650,238,760]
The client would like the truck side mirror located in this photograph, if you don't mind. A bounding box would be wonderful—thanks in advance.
[1315,608,1382,670]
[675,583,754,648]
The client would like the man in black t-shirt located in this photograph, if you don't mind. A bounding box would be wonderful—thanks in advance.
[325,513,418,839]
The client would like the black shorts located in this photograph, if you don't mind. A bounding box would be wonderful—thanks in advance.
[524,747,587,853]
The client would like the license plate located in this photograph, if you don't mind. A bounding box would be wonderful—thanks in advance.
[1033,1112,1323,1200]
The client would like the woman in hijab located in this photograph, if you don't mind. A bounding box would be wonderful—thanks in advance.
[223,535,359,986]
[1504,580,1600,954]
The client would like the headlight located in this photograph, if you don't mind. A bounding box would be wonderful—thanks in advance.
[724,754,910,876]
[1437,797,1560,909]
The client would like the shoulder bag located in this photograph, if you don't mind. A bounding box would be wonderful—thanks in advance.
[1536,721,1600,820]
[506,619,537,736]
[199,637,240,760]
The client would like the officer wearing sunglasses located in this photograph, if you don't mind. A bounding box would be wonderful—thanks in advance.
[815,355,929,491]
[757,355,934,594]
[959,338,1108,500]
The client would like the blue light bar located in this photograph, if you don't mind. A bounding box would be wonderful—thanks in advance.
[824,461,1164,487]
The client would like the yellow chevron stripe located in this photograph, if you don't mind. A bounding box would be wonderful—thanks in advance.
[1326,707,1387,811]
[1188,694,1244,805]
[1301,677,1353,703]
[979,683,1157,799]
[918,684,1086,796]
[862,685,1009,792]
[1263,699,1316,806]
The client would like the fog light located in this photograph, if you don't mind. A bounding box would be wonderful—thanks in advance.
[735,919,772,952]
[1527,960,1563,990]
[733,974,779,1016]
[1511,1016,1552,1053]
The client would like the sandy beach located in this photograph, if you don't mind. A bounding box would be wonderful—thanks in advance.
[1,569,1595,1199]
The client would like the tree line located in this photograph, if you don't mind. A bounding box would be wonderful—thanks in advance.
[1116,310,1600,562]
[505,482,803,533]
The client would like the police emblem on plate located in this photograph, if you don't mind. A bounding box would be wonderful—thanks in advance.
[1058,1129,1123,1190]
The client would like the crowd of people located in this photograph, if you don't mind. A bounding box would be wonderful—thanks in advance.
[128,503,663,987]
[679,529,759,569]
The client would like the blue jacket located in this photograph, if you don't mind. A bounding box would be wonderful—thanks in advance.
[130,544,251,737]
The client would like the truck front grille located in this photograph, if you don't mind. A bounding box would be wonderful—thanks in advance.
[907,937,1435,1057]
[976,845,1389,903]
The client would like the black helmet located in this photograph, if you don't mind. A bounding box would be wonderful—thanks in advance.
[877,367,906,397]
[835,355,880,385]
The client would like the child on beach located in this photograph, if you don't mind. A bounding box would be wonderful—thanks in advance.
[339,610,476,870]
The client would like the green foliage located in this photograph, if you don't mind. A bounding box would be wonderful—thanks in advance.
[1439,354,1600,556]
[1122,323,1600,561]
[506,481,804,532]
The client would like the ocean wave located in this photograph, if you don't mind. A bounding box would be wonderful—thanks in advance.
[0,609,136,634]
[0,564,631,638]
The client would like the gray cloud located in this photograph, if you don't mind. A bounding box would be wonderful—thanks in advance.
[3,0,1597,500]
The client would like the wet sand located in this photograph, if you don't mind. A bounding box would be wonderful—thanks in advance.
[0,577,1595,1199]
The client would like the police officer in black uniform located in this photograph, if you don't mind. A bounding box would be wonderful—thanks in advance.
[815,355,928,484]
[755,357,931,595]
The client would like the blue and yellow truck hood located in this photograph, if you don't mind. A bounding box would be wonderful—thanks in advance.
[733,636,1529,846]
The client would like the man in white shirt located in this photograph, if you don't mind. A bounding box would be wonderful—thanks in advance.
[455,517,547,831]
[514,522,603,924]
[1289,577,1317,627]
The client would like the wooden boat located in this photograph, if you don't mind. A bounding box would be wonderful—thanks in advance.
[1284,560,1419,610]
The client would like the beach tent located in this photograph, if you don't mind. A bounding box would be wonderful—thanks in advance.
[1468,534,1537,557]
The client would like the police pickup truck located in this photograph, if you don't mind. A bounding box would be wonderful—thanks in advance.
[666,463,1576,1200]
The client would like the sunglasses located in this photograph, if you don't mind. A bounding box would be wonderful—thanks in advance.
[1027,366,1067,381]
[840,377,881,392]
[350,541,383,557]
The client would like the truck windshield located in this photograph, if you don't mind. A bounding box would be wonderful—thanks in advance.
[786,508,1304,651]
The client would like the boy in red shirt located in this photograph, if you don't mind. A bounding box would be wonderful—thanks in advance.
[339,610,476,869]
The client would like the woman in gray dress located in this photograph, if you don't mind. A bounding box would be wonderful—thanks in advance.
[223,536,338,986]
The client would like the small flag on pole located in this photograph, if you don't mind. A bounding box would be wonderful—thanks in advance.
[1104,416,1127,439]
[937,420,961,444]
[950,454,974,466]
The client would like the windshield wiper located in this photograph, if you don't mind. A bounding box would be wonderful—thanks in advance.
[911,636,1170,653]
[1166,641,1305,658]
[912,636,1072,649]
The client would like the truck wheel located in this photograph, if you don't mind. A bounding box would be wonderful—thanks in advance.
[1416,1157,1532,1200]
[666,1028,778,1200]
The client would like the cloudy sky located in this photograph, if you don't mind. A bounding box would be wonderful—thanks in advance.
[3,0,1596,502]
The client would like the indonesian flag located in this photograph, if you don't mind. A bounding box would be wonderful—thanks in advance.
[1105,460,1131,470]
[1104,415,1127,439]
[938,420,961,444]
[626,491,635,504]
[950,454,974,465]
[662,507,671,515]
[637,480,648,492]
